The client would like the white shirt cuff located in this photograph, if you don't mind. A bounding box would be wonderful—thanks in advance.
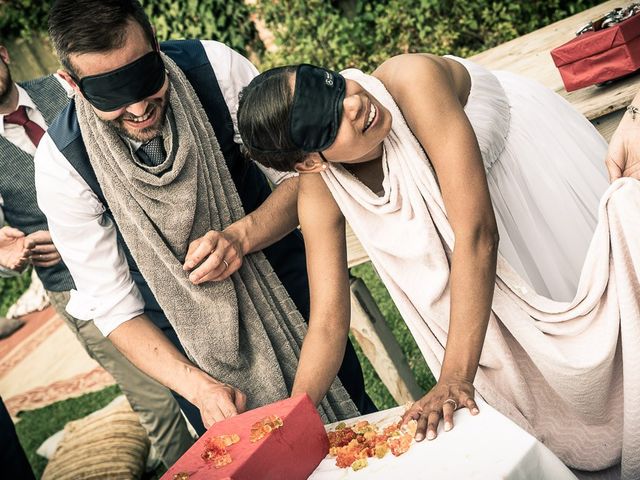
[66,284,145,336]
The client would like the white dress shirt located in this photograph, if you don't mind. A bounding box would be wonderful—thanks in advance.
[0,85,48,156]
[35,41,294,336]
[0,77,71,155]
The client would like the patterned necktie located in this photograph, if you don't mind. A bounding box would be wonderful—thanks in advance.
[4,105,46,147]
[137,136,166,167]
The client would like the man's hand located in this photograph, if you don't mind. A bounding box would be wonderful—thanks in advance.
[0,226,29,271]
[109,314,248,431]
[605,107,640,182]
[192,374,247,429]
[25,230,62,268]
[183,230,244,284]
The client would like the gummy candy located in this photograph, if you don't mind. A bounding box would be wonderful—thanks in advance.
[327,417,416,471]
[249,415,284,443]
[201,434,241,469]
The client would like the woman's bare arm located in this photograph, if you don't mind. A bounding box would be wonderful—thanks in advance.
[376,54,499,440]
[291,172,352,404]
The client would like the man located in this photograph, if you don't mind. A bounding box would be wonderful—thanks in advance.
[37,0,374,435]
[0,44,193,469]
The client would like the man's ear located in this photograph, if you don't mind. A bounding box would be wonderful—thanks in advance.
[0,46,10,65]
[151,26,160,51]
[294,154,328,174]
[57,69,80,93]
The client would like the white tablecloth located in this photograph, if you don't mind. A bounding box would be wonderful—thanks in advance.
[310,398,576,480]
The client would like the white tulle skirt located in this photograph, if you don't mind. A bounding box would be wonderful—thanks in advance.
[449,56,610,301]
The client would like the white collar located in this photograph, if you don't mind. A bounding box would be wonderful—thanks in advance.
[0,84,38,136]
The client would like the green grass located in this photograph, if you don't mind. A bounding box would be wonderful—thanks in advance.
[350,262,435,410]
[15,385,121,478]
[0,268,31,316]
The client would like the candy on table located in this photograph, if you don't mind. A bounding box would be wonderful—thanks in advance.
[327,417,418,471]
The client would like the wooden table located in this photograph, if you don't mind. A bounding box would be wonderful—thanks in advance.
[345,0,640,406]
[471,0,639,141]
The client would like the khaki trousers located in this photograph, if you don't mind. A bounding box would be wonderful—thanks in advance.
[48,290,194,469]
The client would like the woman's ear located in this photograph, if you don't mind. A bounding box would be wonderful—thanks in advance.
[294,154,328,174]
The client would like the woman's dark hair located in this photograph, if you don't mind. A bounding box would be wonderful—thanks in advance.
[238,66,307,172]
[48,0,155,76]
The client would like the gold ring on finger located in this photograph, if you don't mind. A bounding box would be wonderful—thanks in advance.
[222,259,229,270]
[443,398,457,410]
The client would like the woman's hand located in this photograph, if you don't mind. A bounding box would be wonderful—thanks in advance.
[605,106,640,181]
[25,230,62,268]
[402,376,479,442]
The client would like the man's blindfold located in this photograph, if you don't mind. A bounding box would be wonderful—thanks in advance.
[72,51,165,112]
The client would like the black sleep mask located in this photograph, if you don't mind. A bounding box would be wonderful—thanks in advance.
[72,50,166,112]
[289,64,345,152]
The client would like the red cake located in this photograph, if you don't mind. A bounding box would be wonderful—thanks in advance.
[162,394,329,480]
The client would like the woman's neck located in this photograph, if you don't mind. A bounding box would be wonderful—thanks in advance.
[342,150,385,194]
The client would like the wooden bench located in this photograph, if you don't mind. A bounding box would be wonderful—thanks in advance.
[347,0,640,406]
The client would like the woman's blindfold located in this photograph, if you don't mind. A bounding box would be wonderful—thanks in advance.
[245,64,345,154]
[289,64,345,152]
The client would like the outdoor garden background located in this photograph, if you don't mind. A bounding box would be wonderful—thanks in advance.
[1,0,603,476]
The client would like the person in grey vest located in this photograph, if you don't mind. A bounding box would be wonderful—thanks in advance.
[0,43,194,470]
[36,0,373,436]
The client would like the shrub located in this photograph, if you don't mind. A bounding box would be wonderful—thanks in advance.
[255,0,601,71]
[0,270,31,316]
[0,0,261,58]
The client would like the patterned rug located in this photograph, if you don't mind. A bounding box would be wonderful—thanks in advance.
[0,307,114,417]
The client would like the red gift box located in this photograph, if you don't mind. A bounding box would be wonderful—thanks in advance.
[551,10,640,92]
[162,394,329,480]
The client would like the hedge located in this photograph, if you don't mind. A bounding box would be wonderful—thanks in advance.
[256,0,601,70]
[0,0,261,59]
[2,1,601,71]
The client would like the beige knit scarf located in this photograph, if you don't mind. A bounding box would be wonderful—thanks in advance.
[75,53,358,422]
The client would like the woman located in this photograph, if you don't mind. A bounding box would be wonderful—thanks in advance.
[237,55,640,476]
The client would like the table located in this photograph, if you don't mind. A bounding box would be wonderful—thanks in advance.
[310,399,577,480]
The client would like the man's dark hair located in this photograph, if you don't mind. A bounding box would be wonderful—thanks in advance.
[48,0,155,76]
[237,66,307,172]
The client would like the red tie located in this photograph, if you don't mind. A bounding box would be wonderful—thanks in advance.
[4,105,45,147]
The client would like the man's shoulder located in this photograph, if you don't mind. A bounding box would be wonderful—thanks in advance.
[19,74,61,92]
[160,39,211,71]
[46,100,81,152]
[161,39,250,73]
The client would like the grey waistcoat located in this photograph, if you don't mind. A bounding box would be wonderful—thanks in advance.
[0,75,74,291]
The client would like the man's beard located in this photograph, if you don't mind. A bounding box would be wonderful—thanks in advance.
[104,93,169,143]
[0,61,14,107]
